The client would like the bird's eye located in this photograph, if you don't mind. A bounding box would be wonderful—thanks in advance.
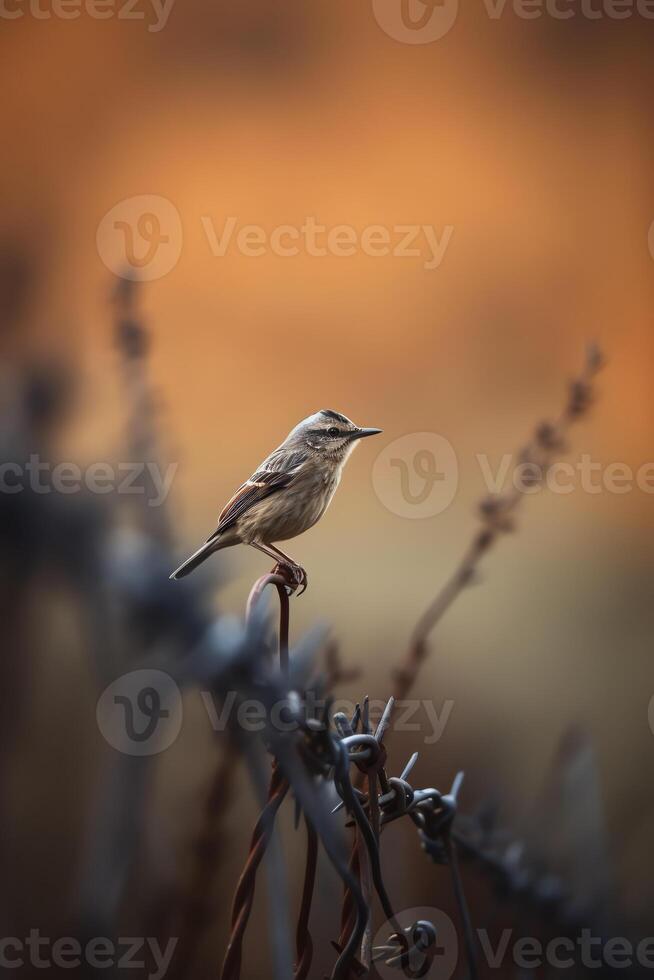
[327,427,340,437]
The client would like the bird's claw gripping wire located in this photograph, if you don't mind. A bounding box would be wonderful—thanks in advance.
[273,561,308,596]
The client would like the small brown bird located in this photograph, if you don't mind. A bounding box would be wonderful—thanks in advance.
[170,409,382,589]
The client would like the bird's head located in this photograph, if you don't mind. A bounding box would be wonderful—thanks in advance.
[286,410,382,461]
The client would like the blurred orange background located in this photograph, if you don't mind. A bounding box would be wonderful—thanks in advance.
[2,0,654,974]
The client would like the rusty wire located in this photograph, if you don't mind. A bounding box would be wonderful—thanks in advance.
[293,816,318,980]
[215,588,476,980]
[245,563,296,674]
[219,565,300,980]
[221,763,290,980]
[218,644,475,979]
[216,582,617,980]
[216,594,409,980]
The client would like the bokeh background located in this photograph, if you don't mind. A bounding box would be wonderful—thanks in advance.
[1,0,654,976]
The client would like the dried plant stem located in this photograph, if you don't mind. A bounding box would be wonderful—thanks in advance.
[392,344,604,703]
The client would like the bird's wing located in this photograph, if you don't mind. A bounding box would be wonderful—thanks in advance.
[207,449,308,540]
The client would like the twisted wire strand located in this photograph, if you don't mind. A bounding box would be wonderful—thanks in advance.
[220,765,290,980]
[293,816,318,980]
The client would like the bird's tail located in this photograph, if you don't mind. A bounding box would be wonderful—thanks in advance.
[169,537,221,580]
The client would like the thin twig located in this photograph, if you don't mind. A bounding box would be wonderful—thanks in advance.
[392,344,604,703]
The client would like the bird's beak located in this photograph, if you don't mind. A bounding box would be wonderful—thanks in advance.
[350,427,383,440]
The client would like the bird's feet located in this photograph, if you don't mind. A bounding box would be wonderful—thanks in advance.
[273,561,308,596]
